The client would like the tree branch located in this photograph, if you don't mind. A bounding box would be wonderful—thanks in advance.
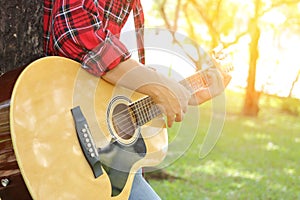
[289,70,300,97]
[259,0,300,17]
[173,0,181,31]
[159,0,172,30]
[189,0,220,46]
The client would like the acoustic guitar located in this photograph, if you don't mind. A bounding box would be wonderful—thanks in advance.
[10,56,230,199]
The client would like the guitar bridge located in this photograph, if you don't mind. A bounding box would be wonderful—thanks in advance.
[71,106,103,178]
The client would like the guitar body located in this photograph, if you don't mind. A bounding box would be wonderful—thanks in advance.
[10,56,168,199]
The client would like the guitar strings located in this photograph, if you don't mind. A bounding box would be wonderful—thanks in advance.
[112,69,210,125]
[109,69,211,135]
[88,70,210,139]
[110,98,159,131]
[107,98,163,139]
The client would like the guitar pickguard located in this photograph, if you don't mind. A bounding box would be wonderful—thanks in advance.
[98,138,146,196]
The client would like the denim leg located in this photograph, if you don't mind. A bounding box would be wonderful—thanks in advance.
[129,170,161,200]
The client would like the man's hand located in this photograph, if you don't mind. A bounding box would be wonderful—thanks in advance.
[188,68,231,105]
[103,59,191,128]
[188,45,233,105]
[138,83,190,128]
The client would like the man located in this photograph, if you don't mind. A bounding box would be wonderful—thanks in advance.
[43,0,231,199]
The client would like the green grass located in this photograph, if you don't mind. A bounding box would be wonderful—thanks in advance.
[146,90,300,200]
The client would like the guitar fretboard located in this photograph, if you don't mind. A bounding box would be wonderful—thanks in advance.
[129,68,211,127]
[129,96,161,126]
[179,70,210,93]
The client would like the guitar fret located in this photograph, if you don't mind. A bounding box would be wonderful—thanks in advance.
[129,96,162,126]
[142,98,151,125]
[141,100,146,125]
[180,70,210,93]
[145,98,153,122]
[142,99,148,124]
[136,100,143,125]
[135,102,144,126]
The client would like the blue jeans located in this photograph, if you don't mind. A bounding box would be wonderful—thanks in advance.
[129,170,161,200]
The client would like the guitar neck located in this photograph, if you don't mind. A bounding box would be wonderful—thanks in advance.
[179,69,210,93]
[129,69,210,126]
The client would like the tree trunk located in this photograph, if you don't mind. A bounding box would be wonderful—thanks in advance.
[242,20,261,116]
[242,0,262,117]
[0,0,43,74]
[0,1,43,199]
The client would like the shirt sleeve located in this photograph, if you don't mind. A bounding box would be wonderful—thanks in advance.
[52,1,131,77]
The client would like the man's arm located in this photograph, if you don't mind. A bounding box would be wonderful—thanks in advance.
[102,58,191,127]
[103,56,232,127]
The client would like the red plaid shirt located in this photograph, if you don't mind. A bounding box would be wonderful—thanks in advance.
[43,0,145,76]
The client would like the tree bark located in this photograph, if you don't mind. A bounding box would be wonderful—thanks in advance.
[242,0,261,117]
[0,0,43,74]
[0,2,42,199]
[242,21,261,116]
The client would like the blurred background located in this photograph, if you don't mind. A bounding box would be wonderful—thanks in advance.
[141,0,300,199]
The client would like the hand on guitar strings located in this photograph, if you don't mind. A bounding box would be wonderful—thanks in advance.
[104,59,191,128]
[188,68,231,105]
[188,45,232,106]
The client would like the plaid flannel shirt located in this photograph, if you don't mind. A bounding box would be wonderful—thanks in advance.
[43,0,145,76]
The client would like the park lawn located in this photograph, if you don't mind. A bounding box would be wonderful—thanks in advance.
[147,90,300,200]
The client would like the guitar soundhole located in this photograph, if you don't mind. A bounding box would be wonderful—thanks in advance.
[112,103,136,140]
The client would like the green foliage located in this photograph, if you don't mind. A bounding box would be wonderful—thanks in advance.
[259,94,300,116]
[280,97,300,116]
[147,90,300,199]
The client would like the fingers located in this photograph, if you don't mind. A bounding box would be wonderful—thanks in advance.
[223,73,232,87]
[211,46,234,74]
[208,67,232,88]
[188,68,231,106]
[168,110,185,127]
[156,92,188,127]
[164,84,189,127]
[158,100,186,127]
[206,68,223,89]
[212,68,232,89]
